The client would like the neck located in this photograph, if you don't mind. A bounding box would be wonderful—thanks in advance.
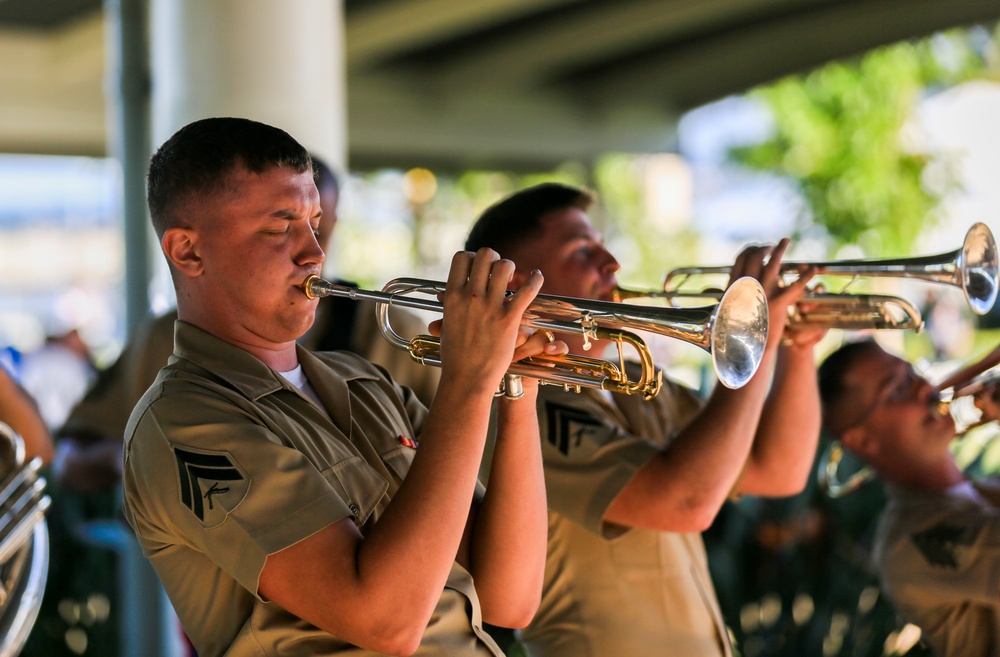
[177,307,300,372]
[879,455,965,492]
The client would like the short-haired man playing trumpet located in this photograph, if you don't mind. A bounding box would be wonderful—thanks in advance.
[123,117,567,657]
[465,182,826,657]
[819,339,1000,657]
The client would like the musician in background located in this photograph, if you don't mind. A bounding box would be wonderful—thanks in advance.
[123,117,561,657]
[818,338,1000,657]
[464,182,826,657]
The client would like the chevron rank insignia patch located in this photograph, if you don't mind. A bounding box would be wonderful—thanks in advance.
[544,401,604,456]
[173,446,249,528]
[910,521,975,569]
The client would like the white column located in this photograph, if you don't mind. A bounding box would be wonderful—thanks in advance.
[150,0,347,171]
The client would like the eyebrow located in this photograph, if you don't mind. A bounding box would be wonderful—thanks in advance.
[267,208,321,221]
[565,229,603,244]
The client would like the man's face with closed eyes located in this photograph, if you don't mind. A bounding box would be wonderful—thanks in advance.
[839,344,955,467]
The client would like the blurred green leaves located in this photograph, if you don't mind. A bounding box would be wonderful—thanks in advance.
[729,28,996,256]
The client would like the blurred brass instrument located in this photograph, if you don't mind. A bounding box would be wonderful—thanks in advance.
[935,359,1000,436]
[0,422,50,657]
[302,274,770,398]
[636,223,999,331]
[819,352,1000,498]
[818,441,873,499]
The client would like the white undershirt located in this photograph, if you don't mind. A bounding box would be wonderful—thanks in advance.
[278,364,324,408]
[947,480,991,507]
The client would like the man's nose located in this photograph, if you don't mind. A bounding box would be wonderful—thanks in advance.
[915,377,936,404]
[599,248,621,275]
[297,225,326,266]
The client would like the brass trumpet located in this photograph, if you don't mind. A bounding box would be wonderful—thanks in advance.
[646,223,999,331]
[302,274,770,398]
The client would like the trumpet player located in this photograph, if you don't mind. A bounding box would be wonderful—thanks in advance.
[123,117,569,657]
[464,182,826,657]
[818,339,1000,657]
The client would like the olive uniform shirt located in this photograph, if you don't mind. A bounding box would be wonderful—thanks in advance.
[873,479,1000,657]
[518,370,733,657]
[122,321,502,657]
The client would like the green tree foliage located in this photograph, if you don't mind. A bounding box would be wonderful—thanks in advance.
[729,29,994,256]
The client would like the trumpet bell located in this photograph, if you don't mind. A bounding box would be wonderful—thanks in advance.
[711,277,769,389]
[961,222,999,315]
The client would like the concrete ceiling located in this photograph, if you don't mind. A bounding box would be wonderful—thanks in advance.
[1,0,999,170]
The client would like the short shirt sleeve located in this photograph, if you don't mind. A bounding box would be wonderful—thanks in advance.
[879,495,1000,607]
[536,374,703,538]
[124,386,357,596]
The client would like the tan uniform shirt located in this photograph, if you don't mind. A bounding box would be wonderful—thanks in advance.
[518,373,733,657]
[123,321,501,657]
[874,480,1000,657]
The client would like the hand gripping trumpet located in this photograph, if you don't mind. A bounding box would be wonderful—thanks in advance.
[635,223,999,331]
[302,275,770,399]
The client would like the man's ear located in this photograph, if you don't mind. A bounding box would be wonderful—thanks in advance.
[841,424,877,461]
[161,227,203,277]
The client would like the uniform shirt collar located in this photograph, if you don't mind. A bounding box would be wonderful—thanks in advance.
[171,320,377,401]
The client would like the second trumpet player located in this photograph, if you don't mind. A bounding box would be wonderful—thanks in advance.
[464,182,827,657]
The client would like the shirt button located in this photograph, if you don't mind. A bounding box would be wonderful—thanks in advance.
[349,503,360,516]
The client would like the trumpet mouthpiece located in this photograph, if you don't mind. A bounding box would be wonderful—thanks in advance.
[302,274,325,300]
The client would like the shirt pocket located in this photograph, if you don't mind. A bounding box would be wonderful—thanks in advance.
[380,444,417,482]
[321,455,389,526]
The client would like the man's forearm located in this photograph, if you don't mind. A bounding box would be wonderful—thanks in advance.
[743,344,821,496]
[467,386,547,628]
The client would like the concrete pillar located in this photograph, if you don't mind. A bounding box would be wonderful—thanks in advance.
[105,0,153,335]
[150,0,347,171]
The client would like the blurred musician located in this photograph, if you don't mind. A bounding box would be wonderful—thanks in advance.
[819,339,1000,657]
[465,182,825,657]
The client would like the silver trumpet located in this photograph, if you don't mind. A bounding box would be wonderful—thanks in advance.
[302,274,770,398]
[647,223,998,331]
[0,422,51,657]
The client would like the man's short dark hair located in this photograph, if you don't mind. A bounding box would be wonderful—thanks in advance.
[147,117,312,238]
[465,182,595,256]
[818,339,881,436]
